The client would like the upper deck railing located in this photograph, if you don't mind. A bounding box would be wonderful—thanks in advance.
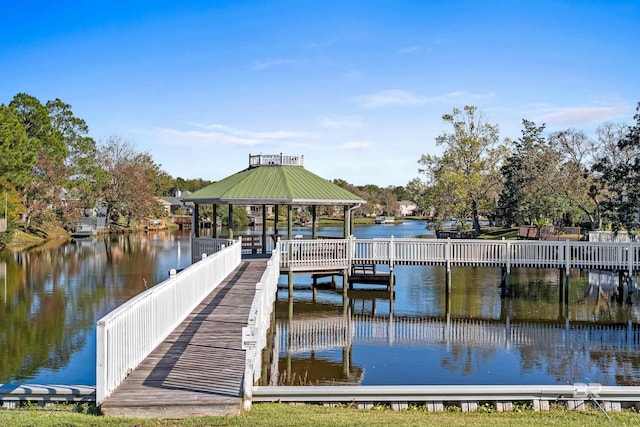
[249,153,304,167]
[278,237,640,274]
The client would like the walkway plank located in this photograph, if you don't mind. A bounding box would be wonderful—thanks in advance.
[101,259,268,418]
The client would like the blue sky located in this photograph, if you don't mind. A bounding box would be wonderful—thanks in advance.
[1,1,638,187]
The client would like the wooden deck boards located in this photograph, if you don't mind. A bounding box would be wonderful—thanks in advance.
[101,258,268,418]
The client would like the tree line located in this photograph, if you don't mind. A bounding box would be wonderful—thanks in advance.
[2,92,638,244]
[409,104,640,236]
[0,93,210,245]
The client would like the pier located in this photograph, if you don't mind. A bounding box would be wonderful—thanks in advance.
[96,240,280,418]
[90,237,640,415]
[100,258,268,417]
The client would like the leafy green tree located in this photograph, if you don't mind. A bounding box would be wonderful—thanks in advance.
[405,177,431,217]
[0,104,34,188]
[9,93,66,164]
[592,103,640,231]
[418,106,504,236]
[546,128,600,226]
[46,98,100,210]
[498,120,547,226]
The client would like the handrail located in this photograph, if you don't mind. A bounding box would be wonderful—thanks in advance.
[279,238,640,274]
[242,248,281,411]
[96,240,242,405]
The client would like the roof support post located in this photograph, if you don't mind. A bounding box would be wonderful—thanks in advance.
[192,204,199,238]
[287,205,293,240]
[212,204,218,238]
[311,205,317,239]
[262,204,267,254]
[343,206,349,238]
[228,204,234,239]
[274,204,279,238]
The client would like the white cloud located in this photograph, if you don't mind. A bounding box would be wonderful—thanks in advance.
[318,115,365,129]
[356,89,495,109]
[138,123,319,148]
[251,58,302,70]
[357,89,429,108]
[534,105,629,127]
[398,45,422,54]
[341,140,372,150]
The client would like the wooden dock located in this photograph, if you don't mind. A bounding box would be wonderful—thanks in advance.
[100,258,268,419]
[348,263,393,290]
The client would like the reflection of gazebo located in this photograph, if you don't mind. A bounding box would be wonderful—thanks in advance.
[182,154,365,254]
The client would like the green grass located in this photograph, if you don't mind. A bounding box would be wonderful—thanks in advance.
[478,227,519,240]
[2,402,639,427]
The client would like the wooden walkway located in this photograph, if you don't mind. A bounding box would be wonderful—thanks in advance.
[101,258,268,419]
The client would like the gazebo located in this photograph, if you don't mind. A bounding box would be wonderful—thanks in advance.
[182,154,365,255]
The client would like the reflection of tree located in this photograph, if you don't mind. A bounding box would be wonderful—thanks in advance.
[441,345,497,376]
[0,231,185,383]
[271,267,640,387]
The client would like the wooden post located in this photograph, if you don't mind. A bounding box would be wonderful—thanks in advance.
[343,206,349,238]
[212,204,218,238]
[445,238,452,294]
[262,204,267,253]
[192,204,199,237]
[311,205,317,239]
[288,270,294,298]
[274,204,279,239]
[228,204,234,239]
[287,205,293,240]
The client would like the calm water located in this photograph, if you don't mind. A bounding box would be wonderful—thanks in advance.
[0,231,192,385]
[2,222,640,387]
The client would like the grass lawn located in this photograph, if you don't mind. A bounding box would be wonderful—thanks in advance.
[1,402,639,427]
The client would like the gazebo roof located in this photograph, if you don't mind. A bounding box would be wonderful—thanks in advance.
[183,154,365,206]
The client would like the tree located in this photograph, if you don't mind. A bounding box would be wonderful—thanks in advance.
[418,106,504,236]
[592,103,640,231]
[96,136,157,229]
[46,98,100,210]
[498,120,548,226]
[0,104,34,189]
[546,129,600,226]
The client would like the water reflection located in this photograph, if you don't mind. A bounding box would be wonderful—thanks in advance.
[0,231,191,384]
[2,220,639,388]
[265,263,640,387]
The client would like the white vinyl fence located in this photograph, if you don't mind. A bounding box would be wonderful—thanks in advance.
[279,237,640,274]
[96,240,242,405]
[242,248,281,410]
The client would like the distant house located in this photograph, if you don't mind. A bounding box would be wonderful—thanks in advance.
[398,200,417,216]
[158,192,193,215]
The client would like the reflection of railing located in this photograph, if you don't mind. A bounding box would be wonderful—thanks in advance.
[96,240,242,405]
[277,316,353,354]
[275,315,640,353]
[279,238,640,273]
[242,248,281,410]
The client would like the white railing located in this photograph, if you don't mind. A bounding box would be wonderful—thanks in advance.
[279,238,350,271]
[96,241,241,405]
[279,237,640,274]
[242,248,281,411]
[589,231,634,242]
[191,237,235,263]
[249,153,304,167]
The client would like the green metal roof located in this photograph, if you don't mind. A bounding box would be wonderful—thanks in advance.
[183,165,365,206]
